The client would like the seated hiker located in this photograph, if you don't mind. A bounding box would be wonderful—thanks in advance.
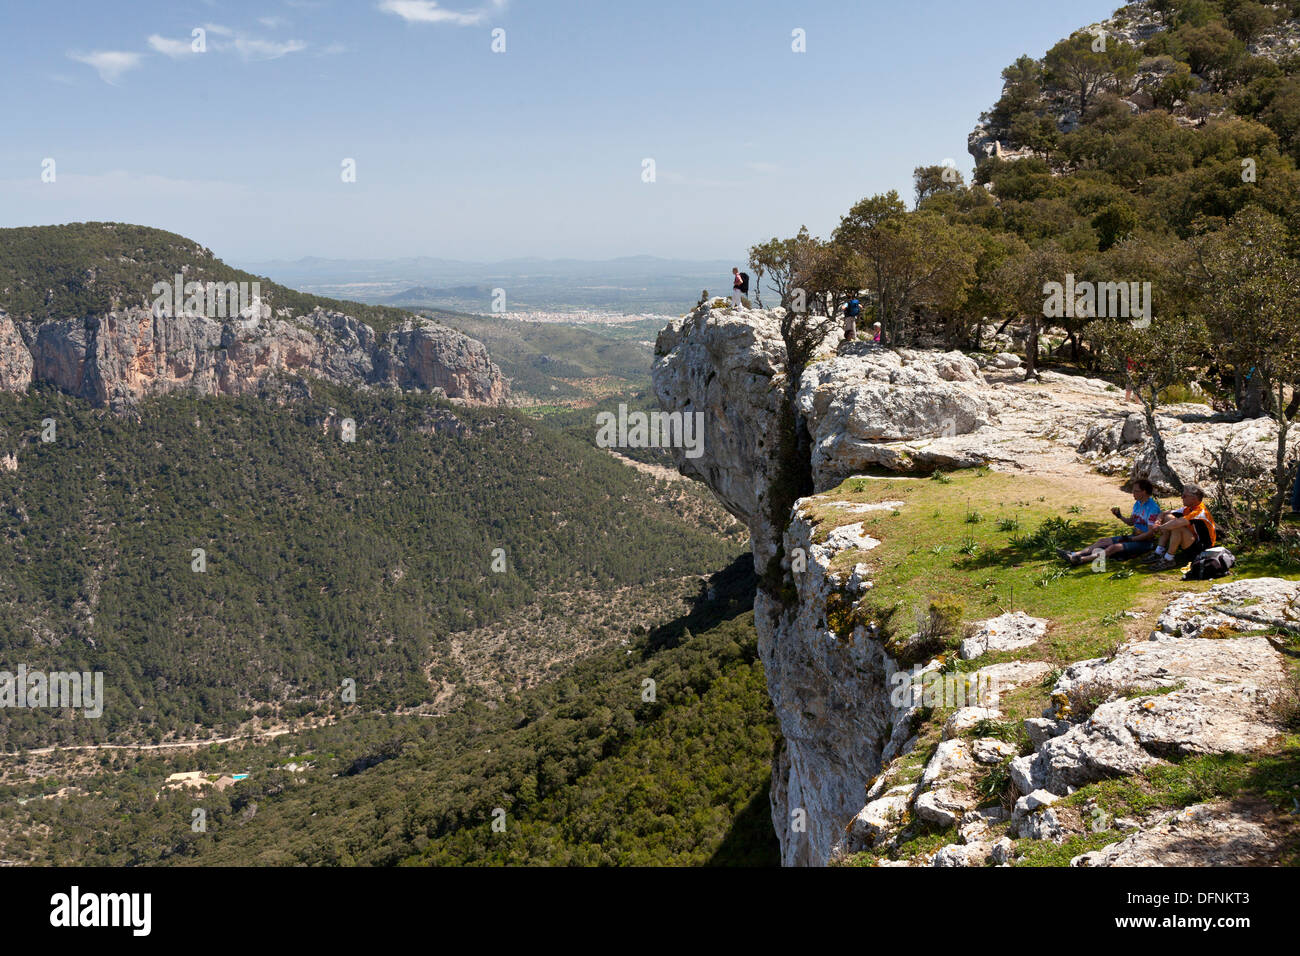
[1057,478,1160,565]
[1145,483,1216,571]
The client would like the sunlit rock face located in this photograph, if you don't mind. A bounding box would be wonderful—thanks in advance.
[2,306,507,409]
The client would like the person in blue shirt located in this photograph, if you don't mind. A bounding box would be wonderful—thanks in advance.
[843,298,862,341]
[1057,478,1162,565]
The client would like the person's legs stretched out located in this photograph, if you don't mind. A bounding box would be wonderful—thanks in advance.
[1059,536,1115,565]
[1058,479,1160,566]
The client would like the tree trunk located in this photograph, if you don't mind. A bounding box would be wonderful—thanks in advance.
[1268,382,1293,531]
[1023,315,1039,379]
[1141,389,1183,493]
[1236,370,1267,418]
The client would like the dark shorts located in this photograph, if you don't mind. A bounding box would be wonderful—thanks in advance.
[1114,535,1153,556]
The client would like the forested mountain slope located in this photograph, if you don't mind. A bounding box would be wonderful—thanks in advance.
[0,382,744,751]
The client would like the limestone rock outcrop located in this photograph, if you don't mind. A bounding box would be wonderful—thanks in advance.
[1078,406,1300,493]
[1011,631,1285,796]
[0,312,34,392]
[1072,800,1289,866]
[960,611,1048,661]
[652,305,1296,867]
[1010,579,1294,799]
[795,347,997,483]
[0,305,507,409]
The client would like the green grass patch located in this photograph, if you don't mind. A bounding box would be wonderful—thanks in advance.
[803,471,1221,666]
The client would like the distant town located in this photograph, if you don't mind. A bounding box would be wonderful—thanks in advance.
[470,309,676,326]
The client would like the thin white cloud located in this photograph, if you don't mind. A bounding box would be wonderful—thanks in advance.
[232,35,308,59]
[197,24,309,61]
[378,0,498,26]
[69,50,143,84]
[147,34,197,58]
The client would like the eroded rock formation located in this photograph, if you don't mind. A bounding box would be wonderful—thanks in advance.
[0,305,507,409]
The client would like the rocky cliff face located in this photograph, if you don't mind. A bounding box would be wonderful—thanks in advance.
[653,308,789,569]
[654,305,1295,867]
[654,307,1018,865]
[0,305,507,409]
[654,306,1016,864]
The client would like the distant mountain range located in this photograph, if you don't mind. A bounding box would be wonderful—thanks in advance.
[236,255,742,315]
[239,254,738,282]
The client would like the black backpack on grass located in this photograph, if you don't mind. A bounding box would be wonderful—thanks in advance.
[1184,547,1235,581]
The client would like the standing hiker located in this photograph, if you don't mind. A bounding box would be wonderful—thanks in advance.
[843,298,862,341]
[1125,357,1139,403]
[731,268,747,309]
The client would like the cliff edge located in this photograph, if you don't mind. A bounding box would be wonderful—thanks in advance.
[654,304,1298,867]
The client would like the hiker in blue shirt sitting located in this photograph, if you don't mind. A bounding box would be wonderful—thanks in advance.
[1057,478,1162,565]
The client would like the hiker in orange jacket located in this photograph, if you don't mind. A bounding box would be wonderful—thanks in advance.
[1147,483,1216,570]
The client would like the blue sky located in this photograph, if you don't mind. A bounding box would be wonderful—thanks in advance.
[1,0,1122,264]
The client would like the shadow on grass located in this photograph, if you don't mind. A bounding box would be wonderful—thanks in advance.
[953,519,1117,573]
[705,780,781,867]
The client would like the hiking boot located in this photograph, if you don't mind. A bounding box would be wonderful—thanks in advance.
[1055,548,1077,565]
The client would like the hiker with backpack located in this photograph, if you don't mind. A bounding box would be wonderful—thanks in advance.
[1144,483,1217,571]
[842,298,862,341]
[1056,478,1161,566]
[732,268,749,309]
